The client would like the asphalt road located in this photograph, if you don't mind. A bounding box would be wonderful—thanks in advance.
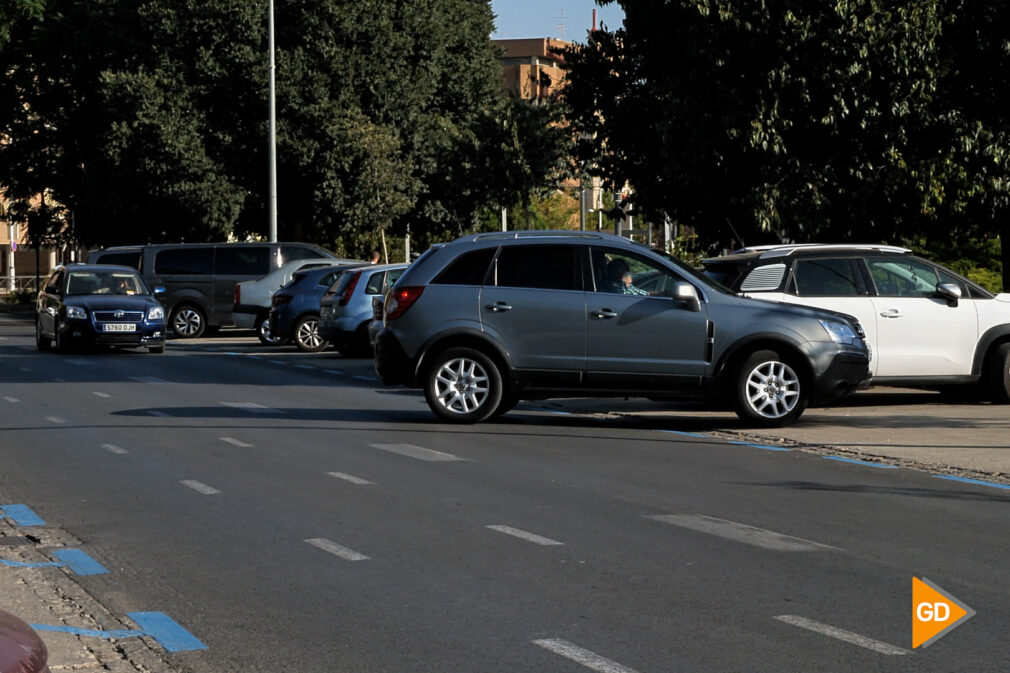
[2,317,1010,672]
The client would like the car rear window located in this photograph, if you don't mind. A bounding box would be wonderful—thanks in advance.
[792,258,861,296]
[493,245,580,291]
[215,247,271,275]
[155,247,214,275]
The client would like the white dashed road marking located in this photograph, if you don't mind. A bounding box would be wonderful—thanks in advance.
[3,396,18,403]
[369,443,465,462]
[45,416,65,424]
[102,443,128,455]
[220,437,253,448]
[305,538,370,561]
[92,392,111,398]
[486,525,563,546]
[180,480,221,495]
[220,402,282,414]
[647,514,839,552]
[326,472,374,485]
[774,615,909,655]
[533,639,641,673]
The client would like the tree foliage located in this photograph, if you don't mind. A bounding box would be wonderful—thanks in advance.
[562,0,1010,287]
[0,0,563,257]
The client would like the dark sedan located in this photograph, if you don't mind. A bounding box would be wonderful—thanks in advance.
[35,264,167,353]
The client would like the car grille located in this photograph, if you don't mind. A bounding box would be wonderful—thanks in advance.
[94,310,145,322]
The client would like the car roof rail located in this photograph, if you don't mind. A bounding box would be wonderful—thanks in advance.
[741,243,911,259]
[471,231,608,241]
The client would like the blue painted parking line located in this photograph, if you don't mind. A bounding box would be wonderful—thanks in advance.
[823,456,898,469]
[933,475,1010,491]
[127,612,208,652]
[51,548,110,575]
[661,430,709,438]
[30,612,206,653]
[728,441,791,452]
[0,504,45,526]
[1,548,109,575]
[32,624,143,639]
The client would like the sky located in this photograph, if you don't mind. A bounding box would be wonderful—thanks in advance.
[489,0,625,42]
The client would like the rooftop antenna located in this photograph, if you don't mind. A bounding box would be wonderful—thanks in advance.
[554,7,566,39]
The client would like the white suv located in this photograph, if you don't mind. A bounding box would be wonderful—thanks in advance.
[701,244,1010,400]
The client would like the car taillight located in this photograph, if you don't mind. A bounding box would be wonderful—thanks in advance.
[385,286,424,320]
[234,285,241,304]
[271,294,292,307]
[339,271,361,306]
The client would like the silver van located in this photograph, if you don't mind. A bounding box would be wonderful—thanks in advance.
[87,242,336,337]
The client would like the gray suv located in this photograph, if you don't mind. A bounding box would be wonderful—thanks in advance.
[375,232,871,427]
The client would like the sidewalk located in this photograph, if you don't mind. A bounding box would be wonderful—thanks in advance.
[544,388,1010,485]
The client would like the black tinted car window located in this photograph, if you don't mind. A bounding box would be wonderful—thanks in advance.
[364,270,386,294]
[281,245,326,264]
[493,245,580,291]
[432,249,495,285]
[215,247,271,275]
[154,248,213,275]
[792,259,861,296]
[96,251,141,269]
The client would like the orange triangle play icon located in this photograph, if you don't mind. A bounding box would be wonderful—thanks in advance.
[913,577,975,648]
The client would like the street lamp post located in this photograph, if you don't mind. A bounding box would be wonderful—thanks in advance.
[267,0,278,242]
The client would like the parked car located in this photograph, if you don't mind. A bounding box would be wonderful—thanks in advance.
[319,262,408,356]
[699,243,1010,401]
[375,231,870,427]
[233,258,361,345]
[268,265,365,352]
[87,242,337,338]
[366,295,385,349]
[35,264,167,353]
[0,608,49,673]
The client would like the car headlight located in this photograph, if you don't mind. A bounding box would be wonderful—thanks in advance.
[148,306,165,320]
[819,319,859,345]
[66,306,87,319]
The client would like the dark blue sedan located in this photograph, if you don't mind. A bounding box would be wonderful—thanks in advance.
[35,264,167,353]
[268,264,364,352]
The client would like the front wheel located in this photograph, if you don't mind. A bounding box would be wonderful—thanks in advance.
[986,343,1010,404]
[293,315,328,352]
[170,305,206,338]
[423,347,503,423]
[733,349,807,427]
[36,321,51,351]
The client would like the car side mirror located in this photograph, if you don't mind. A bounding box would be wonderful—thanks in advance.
[672,281,701,312]
[936,282,961,307]
[153,285,166,296]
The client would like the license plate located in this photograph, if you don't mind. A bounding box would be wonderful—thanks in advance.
[104,323,136,332]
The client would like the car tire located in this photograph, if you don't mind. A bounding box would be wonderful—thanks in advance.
[423,347,503,424]
[170,305,206,339]
[490,389,521,419]
[293,315,328,352]
[733,349,807,427]
[35,321,51,351]
[986,343,1010,404]
[256,315,287,346]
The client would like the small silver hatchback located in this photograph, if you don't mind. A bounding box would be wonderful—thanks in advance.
[319,263,408,356]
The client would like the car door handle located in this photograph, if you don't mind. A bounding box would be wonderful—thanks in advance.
[486,302,512,312]
[879,308,903,318]
[592,309,618,319]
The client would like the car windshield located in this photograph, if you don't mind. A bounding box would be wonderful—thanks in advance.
[66,270,148,296]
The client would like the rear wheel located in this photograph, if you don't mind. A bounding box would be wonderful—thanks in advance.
[986,343,1010,404]
[256,315,286,346]
[170,305,206,338]
[733,349,807,427]
[293,315,328,352]
[423,347,502,424]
